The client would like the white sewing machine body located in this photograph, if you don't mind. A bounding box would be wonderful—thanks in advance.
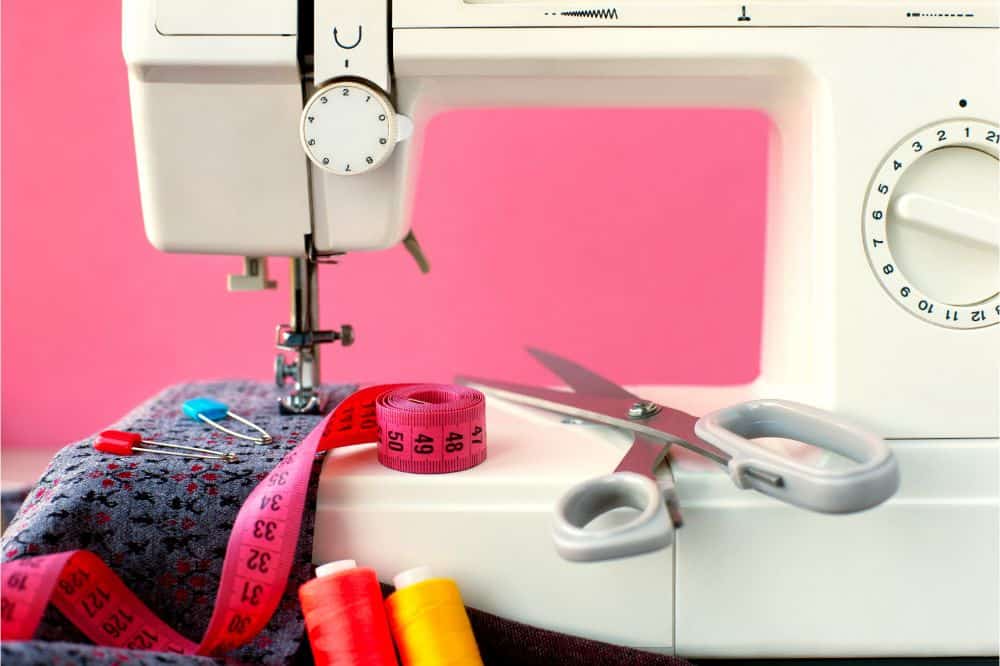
[317,402,998,657]
[124,0,1000,657]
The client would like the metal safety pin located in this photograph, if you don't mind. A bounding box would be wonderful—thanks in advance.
[96,430,238,463]
[182,397,273,444]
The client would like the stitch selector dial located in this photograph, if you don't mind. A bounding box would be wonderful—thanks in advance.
[863,119,999,328]
[300,81,409,176]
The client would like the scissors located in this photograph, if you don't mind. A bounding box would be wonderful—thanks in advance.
[458,348,899,562]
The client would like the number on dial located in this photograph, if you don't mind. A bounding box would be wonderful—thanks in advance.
[300,81,397,176]
[862,119,999,329]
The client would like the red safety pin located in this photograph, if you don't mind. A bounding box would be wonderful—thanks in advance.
[95,430,238,463]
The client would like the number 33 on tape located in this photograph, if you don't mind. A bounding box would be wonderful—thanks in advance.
[1,384,485,656]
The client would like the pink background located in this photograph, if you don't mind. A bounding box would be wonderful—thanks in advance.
[1,1,769,449]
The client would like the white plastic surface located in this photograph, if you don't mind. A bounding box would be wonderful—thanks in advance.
[315,0,390,91]
[125,0,405,254]
[672,438,999,657]
[155,0,297,36]
[124,0,311,256]
[314,397,1000,657]
[384,26,999,437]
[125,6,1000,393]
[396,0,999,28]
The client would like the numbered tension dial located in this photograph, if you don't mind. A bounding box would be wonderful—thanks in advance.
[863,119,999,329]
[300,80,411,176]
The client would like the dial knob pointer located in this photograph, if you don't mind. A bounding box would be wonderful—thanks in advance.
[893,193,998,248]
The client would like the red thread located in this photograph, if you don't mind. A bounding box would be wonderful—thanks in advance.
[299,564,397,666]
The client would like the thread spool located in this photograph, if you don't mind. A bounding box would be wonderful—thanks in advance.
[385,566,484,666]
[298,560,397,666]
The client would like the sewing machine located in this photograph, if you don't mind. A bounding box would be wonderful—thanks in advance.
[123,0,999,658]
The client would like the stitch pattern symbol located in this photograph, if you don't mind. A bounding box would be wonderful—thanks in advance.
[905,11,974,16]
[559,8,619,19]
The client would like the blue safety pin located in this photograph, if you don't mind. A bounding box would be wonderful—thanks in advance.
[182,397,273,444]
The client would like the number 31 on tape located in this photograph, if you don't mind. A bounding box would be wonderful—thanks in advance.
[0,384,487,655]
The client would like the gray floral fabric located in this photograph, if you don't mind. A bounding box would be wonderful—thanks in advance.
[0,641,221,666]
[1,381,354,664]
[1,381,692,666]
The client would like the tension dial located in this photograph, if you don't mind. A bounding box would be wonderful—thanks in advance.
[863,119,999,329]
[300,80,409,176]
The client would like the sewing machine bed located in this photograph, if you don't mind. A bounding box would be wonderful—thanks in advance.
[0,381,690,666]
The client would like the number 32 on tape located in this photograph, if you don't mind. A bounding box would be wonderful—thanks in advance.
[0,384,463,656]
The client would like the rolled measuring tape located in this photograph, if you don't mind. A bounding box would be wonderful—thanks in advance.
[376,384,487,474]
[0,383,486,656]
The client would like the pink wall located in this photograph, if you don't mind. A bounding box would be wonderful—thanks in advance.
[1,1,770,449]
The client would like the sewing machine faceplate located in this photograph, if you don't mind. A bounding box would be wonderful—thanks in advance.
[123,1,1000,656]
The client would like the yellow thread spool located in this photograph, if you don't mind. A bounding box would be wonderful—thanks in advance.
[385,567,484,666]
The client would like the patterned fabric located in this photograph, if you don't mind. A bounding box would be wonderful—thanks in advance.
[0,641,220,666]
[1,381,352,664]
[2,488,30,533]
[1,381,692,666]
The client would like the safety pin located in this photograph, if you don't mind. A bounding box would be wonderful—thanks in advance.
[95,430,238,463]
[182,397,273,444]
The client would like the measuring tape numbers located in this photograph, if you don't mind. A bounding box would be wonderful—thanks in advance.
[1,384,486,656]
[375,385,487,474]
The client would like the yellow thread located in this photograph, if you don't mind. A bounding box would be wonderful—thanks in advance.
[385,577,483,666]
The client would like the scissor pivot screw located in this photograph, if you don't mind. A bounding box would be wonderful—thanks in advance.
[628,401,662,419]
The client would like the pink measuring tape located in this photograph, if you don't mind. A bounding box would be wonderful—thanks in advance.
[375,384,486,474]
[0,383,486,656]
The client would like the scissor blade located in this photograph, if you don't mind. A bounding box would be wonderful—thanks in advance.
[615,435,671,476]
[459,367,731,466]
[646,408,731,465]
[456,375,635,425]
[657,453,684,529]
[525,347,642,400]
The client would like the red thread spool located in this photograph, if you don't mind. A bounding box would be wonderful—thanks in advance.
[298,560,398,666]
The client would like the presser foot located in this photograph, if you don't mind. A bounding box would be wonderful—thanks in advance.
[275,351,331,415]
[271,254,354,416]
[277,387,327,415]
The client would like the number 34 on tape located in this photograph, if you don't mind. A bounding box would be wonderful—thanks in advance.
[0,384,454,656]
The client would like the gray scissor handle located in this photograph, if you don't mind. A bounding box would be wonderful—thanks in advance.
[694,399,899,514]
[552,472,674,561]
